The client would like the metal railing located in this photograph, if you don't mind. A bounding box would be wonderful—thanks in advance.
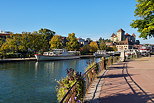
[60,56,120,103]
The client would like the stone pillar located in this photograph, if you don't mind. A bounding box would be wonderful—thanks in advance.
[120,50,125,62]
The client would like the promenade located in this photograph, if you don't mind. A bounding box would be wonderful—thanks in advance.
[84,55,154,103]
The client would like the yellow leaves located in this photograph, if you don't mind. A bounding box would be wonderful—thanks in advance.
[49,35,63,49]
[66,33,79,51]
[142,26,154,33]
[142,28,148,32]
[89,42,99,53]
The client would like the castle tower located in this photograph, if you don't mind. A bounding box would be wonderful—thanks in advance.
[117,29,125,41]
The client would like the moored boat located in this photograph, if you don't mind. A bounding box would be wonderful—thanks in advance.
[34,49,80,61]
[93,50,109,57]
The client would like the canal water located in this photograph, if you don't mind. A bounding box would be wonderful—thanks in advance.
[0,58,100,103]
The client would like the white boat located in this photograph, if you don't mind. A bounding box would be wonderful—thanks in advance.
[93,50,109,57]
[34,49,81,61]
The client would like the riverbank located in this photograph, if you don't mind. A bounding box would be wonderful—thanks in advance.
[0,57,36,63]
[0,55,96,63]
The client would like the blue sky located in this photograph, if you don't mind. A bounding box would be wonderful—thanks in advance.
[0,0,153,43]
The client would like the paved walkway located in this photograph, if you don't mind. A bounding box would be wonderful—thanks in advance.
[84,55,154,103]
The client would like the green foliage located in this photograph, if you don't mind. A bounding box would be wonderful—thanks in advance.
[106,46,117,51]
[56,68,84,102]
[49,35,63,49]
[0,34,49,55]
[99,41,107,50]
[38,28,55,40]
[104,39,111,42]
[0,38,4,47]
[130,0,154,39]
[86,38,93,43]
[98,37,104,43]
[1,34,21,53]
[66,33,80,51]
[85,62,98,72]
[0,28,55,57]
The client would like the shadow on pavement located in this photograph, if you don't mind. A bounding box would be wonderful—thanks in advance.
[108,66,125,70]
[97,74,133,78]
[85,93,154,103]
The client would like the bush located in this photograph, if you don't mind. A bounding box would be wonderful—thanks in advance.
[56,68,84,102]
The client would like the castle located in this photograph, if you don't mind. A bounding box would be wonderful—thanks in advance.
[110,29,136,43]
[110,29,140,51]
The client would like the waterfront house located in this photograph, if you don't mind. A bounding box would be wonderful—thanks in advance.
[78,38,88,47]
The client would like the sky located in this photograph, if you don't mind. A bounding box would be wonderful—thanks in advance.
[0,0,153,44]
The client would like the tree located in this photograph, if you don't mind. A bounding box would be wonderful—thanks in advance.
[98,37,104,43]
[0,33,49,56]
[86,38,92,43]
[0,38,4,47]
[66,33,79,51]
[104,39,111,42]
[25,34,49,52]
[49,35,63,49]
[1,34,21,53]
[38,28,55,42]
[89,42,99,53]
[80,44,91,55]
[38,28,55,36]
[99,42,107,50]
[106,46,117,51]
[130,0,154,39]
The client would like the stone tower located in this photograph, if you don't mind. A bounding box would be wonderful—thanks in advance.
[117,29,125,41]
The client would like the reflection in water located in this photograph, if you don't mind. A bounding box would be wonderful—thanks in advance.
[0,58,100,103]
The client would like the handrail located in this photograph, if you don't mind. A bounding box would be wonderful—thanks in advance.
[60,81,78,103]
[59,56,120,103]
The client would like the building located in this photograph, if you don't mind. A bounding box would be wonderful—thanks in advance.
[116,38,133,51]
[105,42,114,47]
[77,38,88,47]
[110,29,140,51]
[110,29,137,43]
[0,30,11,39]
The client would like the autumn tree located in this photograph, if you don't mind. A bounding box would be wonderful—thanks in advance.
[130,0,154,39]
[89,42,99,53]
[66,33,79,51]
[80,44,91,55]
[49,35,63,49]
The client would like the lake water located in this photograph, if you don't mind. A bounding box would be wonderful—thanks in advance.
[0,58,100,103]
